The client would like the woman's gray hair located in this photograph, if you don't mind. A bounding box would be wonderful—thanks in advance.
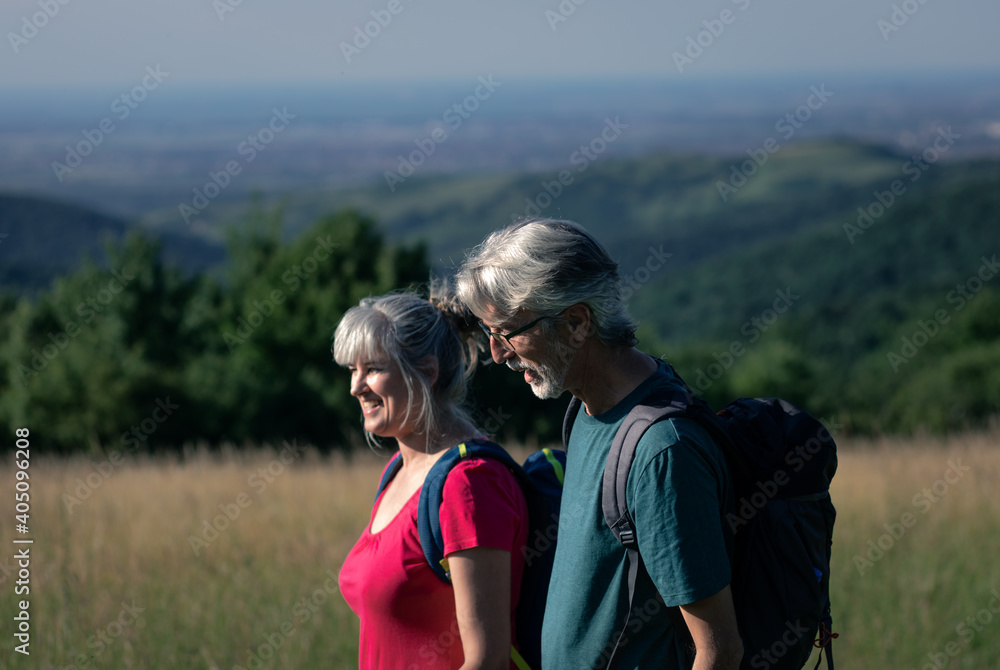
[332,282,484,449]
[456,218,638,347]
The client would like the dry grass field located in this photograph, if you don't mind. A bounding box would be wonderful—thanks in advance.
[2,431,999,669]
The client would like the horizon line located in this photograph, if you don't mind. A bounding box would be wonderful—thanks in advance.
[3,67,1000,92]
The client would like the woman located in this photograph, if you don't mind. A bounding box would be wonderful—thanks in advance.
[334,289,529,670]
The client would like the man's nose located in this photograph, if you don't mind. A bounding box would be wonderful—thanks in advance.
[490,337,514,365]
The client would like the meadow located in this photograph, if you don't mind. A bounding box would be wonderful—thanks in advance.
[2,431,999,669]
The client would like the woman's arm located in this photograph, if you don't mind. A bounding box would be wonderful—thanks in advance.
[447,547,512,670]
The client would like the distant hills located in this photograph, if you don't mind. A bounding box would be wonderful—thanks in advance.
[138,138,923,265]
[0,193,225,294]
[635,159,1000,350]
[201,138,999,346]
[196,138,998,431]
[6,139,998,341]
[2,138,998,435]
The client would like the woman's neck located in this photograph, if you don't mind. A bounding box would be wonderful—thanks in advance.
[395,417,481,468]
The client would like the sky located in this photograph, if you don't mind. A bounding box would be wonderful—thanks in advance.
[1,0,999,90]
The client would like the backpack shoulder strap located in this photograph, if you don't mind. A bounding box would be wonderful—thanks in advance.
[601,392,693,545]
[415,441,546,670]
[601,386,699,669]
[562,395,583,449]
[374,451,404,503]
[417,440,520,583]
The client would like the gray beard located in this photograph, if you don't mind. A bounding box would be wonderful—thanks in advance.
[508,348,572,400]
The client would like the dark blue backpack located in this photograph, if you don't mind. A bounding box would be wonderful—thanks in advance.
[375,439,566,670]
[563,365,838,670]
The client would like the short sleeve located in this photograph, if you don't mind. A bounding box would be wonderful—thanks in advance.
[439,457,528,557]
[628,418,732,607]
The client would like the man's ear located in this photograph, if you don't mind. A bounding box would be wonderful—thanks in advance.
[420,356,440,388]
[562,303,592,347]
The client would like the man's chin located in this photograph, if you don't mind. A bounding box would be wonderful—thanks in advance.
[528,379,565,400]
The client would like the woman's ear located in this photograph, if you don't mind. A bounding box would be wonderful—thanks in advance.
[420,355,440,388]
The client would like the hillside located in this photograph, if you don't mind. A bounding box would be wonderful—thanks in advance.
[142,139,912,272]
[10,140,998,354]
[170,140,997,345]
[635,168,1000,427]
[284,141,999,352]
[4,141,998,438]
[635,160,1000,347]
[0,193,226,294]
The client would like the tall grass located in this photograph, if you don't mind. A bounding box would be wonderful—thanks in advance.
[825,431,1000,670]
[1,446,378,669]
[2,433,999,669]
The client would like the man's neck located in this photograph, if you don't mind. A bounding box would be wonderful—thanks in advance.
[566,344,659,416]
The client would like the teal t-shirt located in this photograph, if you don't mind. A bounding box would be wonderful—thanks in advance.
[541,360,732,670]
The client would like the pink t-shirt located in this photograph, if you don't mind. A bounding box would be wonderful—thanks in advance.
[339,456,529,670]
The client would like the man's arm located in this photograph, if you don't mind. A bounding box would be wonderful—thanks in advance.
[678,584,743,670]
[629,422,741,668]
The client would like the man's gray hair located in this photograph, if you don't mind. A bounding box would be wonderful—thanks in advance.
[456,218,638,347]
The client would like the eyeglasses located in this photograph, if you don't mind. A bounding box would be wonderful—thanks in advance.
[478,315,553,352]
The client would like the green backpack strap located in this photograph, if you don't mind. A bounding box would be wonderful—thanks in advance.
[510,645,532,670]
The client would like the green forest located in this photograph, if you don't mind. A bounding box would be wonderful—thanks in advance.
[2,141,998,453]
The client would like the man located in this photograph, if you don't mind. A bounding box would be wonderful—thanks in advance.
[456,218,743,670]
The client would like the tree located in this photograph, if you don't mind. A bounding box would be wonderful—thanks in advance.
[0,209,429,453]
[0,233,196,453]
[184,209,428,450]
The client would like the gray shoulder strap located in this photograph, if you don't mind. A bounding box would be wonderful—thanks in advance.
[602,398,692,670]
[601,403,685,546]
